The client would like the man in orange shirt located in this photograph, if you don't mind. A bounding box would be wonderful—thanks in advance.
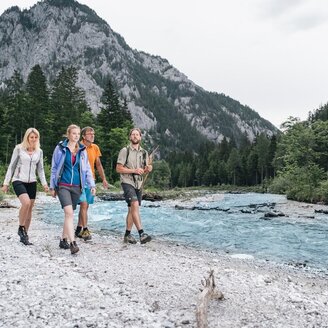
[75,126,109,240]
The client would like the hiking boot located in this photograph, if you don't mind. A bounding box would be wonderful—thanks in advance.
[21,235,33,245]
[59,238,70,249]
[70,241,79,254]
[75,227,83,238]
[18,226,33,245]
[81,228,92,241]
[140,233,151,244]
[123,234,137,244]
[18,226,25,239]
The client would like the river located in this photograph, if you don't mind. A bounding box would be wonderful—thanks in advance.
[38,192,328,274]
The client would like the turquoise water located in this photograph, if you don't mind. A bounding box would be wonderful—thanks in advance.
[39,193,328,273]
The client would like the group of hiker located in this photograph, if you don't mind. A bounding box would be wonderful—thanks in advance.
[1,125,153,254]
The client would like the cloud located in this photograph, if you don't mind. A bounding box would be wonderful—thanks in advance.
[259,0,307,18]
[285,12,328,31]
[256,0,328,32]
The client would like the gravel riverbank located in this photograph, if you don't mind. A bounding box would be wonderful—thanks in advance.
[1,195,328,328]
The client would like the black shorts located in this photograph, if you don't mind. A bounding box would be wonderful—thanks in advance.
[57,185,81,210]
[13,181,37,199]
[122,183,142,207]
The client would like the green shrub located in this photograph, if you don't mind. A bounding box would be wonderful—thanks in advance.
[314,180,328,204]
[268,175,290,194]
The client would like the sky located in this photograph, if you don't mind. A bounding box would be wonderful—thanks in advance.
[1,0,328,128]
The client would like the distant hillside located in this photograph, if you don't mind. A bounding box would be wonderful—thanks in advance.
[0,0,278,152]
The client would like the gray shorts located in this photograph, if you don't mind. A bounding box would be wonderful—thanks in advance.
[121,183,142,207]
[57,185,81,210]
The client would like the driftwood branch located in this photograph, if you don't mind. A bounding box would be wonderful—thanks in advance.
[196,269,224,328]
[141,145,159,191]
[0,201,17,208]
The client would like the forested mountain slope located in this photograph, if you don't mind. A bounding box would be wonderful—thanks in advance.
[0,0,278,152]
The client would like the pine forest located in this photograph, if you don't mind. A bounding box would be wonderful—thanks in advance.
[1,65,328,204]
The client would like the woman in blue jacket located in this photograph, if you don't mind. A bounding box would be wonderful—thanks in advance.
[50,124,96,254]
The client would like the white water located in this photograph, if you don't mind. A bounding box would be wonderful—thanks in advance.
[38,192,328,273]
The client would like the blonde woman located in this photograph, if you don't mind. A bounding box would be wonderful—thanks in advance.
[1,128,49,245]
[50,124,96,255]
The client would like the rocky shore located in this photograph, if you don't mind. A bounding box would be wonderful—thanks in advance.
[1,195,328,328]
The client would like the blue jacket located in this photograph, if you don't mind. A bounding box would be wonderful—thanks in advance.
[50,139,95,190]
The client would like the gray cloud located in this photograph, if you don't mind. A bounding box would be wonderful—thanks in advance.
[257,0,328,32]
[259,0,307,18]
[286,12,328,31]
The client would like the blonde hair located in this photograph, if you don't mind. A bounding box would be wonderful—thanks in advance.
[21,128,40,151]
[66,124,80,153]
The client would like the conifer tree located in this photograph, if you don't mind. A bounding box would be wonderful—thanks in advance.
[106,127,130,181]
[246,149,259,185]
[25,65,49,128]
[97,79,132,130]
[50,66,89,139]
[227,148,241,185]
[254,133,271,183]
[96,79,133,181]
[25,65,53,158]
[3,71,27,149]
[0,92,11,165]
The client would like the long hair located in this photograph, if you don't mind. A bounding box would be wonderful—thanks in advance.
[66,124,80,153]
[20,128,40,151]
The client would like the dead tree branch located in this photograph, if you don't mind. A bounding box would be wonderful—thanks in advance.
[196,269,224,328]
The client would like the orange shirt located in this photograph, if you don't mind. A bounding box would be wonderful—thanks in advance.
[82,142,102,179]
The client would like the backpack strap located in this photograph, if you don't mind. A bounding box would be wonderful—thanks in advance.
[124,146,130,167]
[124,146,147,168]
[142,149,147,168]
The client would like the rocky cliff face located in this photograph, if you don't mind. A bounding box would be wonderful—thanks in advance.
[0,0,278,149]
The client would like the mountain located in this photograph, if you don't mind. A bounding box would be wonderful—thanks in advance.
[0,0,278,152]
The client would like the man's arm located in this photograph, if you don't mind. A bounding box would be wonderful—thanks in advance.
[116,163,144,175]
[95,157,109,189]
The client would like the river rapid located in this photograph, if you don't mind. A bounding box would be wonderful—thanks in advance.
[39,192,328,274]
